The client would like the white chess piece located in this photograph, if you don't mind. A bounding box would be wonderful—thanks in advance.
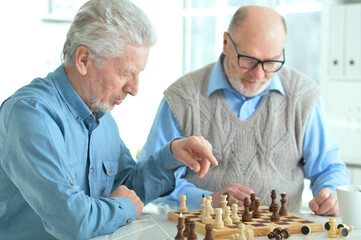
[236,223,246,240]
[178,195,188,213]
[224,206,233,226]
[231,203,240,223]
[202,199,213,224]
[214,208,224,229]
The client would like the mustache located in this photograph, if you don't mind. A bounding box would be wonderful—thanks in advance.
[110,93,128,101]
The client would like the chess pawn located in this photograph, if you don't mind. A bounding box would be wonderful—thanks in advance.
[249,193,256,211]
[270,203,280,222]
[242,197,252,222]
[204,224,214,240]
[183,217,191,237]
[214,208,224,229]
[337,224,354,232]
[327,218,338,238]
[279,192,288,216]
[188,221,197,240]
[245,229,254,240]
[300,225,311,235]
[231,203,240,223]
[236,223,246,240]
[224,206,233,226]
[252,199,261,218]
[179,195,188,213]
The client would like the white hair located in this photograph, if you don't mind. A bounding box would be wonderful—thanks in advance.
[62,0,157,67]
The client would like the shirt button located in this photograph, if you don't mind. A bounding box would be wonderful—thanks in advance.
[90,168,94,173]
[88,115,93,120]
[126,219,131,223]
[77,116,81,121]
[74,174,77,179]
[70,181,74,186]
[108,168,112,173]
[172,164,177,168]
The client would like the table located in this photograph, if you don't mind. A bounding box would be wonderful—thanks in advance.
[90,212,361,240]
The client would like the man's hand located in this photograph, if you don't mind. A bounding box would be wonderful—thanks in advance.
[171,136,218,178]
[108,185,144,217]
[309,187,339,216]
[211,183,255,207]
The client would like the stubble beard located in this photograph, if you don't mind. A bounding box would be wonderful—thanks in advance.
[224,59,272,97]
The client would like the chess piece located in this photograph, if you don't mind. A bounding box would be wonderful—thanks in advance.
[207,195,214,214]
[242,197,252,222]
[324,221,331,231]
[175,212,184,240]
[244,229,254,240]
[231,203,240,223]
[221,193,228,218]
[179,195,188,213]
[204,224,214,240]
[214,208,224,229]
[269,189,277,212]
[279,192,288,216]
[188,221,197,240]
[249,193,256,211]
[275,228,291,239]
[252,198,261,218]
[337,224,354,232]
[327,218,338,238]
[224,206,233,226]
[267,227,282,239]
[202,199,213,224]
[300,225,311,235]
[270,203,280,222]
[237,223,246,240]
[200,194,206,220]
[183,217,191,237]
[337,227,349,238]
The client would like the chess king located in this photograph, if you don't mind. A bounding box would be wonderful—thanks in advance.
[138,5,350,215]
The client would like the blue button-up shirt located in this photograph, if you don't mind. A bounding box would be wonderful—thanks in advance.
[138,55,350,210]
[0,66,185,239]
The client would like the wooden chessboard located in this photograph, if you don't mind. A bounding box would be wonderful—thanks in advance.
[168,206,323,239]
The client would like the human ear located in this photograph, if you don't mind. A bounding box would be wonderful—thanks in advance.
[223,32,228,54]
[75,46,91,76]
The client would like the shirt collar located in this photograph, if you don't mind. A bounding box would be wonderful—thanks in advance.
[207,54,285,98]
[52,65,104,122]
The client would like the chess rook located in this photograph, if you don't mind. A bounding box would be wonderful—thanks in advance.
[179,195,188,213]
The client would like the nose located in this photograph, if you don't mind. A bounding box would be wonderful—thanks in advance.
[124,74,139,96]
[249,63,266,80]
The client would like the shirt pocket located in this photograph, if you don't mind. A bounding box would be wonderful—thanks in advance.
[100,159,119,196]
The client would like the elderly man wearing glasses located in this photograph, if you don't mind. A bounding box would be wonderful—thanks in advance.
[138,5,349,216]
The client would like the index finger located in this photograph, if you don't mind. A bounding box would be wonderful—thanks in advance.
[195,141,218,167]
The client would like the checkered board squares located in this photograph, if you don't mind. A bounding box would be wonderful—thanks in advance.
[168,206,322,239]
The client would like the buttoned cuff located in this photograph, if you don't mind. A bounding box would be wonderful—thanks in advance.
[114,197,137,226]
[158,139,186,170]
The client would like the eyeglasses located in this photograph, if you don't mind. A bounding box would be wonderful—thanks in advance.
[226,32,285,73]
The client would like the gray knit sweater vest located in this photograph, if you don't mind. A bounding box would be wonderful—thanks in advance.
[164,63,319,212]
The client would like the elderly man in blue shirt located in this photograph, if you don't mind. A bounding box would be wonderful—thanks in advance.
[0,0,218,239]
[138,5,350,216]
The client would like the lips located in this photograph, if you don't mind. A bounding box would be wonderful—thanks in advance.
[114,98,124,105]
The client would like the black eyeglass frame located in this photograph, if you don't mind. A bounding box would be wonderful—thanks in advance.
[226,32,285,73]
